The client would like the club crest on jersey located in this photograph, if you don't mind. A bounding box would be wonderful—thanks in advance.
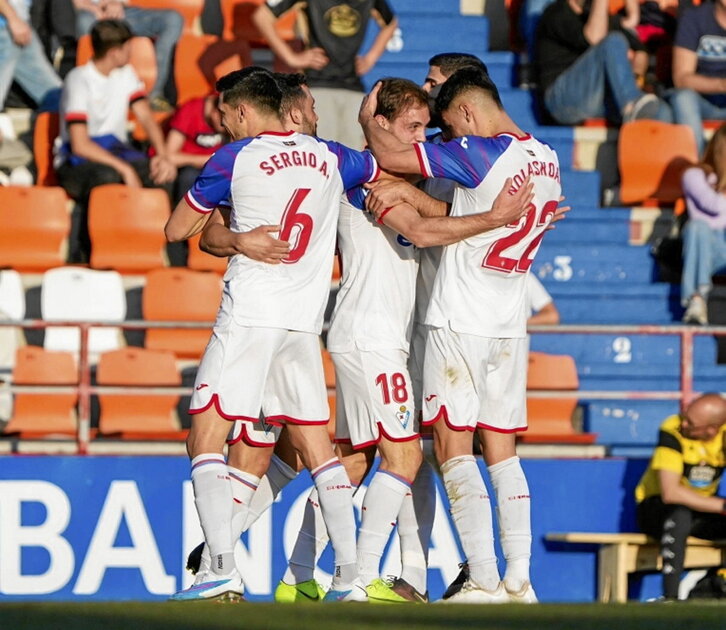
[396,405,411,429]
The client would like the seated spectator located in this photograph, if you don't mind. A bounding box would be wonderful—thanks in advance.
[680,122,726,325]
[55,18,176,262]
[0,0,62,111]
[669,0,726,157]
[634,393,726,600]
[31,0,77,77]
[527,273,560,325]
[164,92,226,204]
[73,0,183,111]
[534,0,670,126]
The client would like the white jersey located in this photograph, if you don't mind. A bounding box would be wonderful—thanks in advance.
[186,131,378,334]
[327,187,418,352]
[59,62,145,147]
[414,132,561,338]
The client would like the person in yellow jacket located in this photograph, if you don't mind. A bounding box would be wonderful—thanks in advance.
[635,393,726,600]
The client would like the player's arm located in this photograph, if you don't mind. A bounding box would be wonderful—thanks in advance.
[378,176,533,248]
[365,179,449,217]
[528,302,560,326]
[199,207,291,263]
[358,83,421,174]
[658,469,726,514]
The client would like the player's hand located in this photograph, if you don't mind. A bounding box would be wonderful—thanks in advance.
[290,48,328,70]
[358,82,381,125]
[355,53,376,76]
[236,225,291,263]
[150,155,177,185]
[490,176,534,227]
[364,179,413,218]
[546,196,570,230]
[7,16,31,46]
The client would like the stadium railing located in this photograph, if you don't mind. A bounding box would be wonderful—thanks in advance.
[1,320,725,454]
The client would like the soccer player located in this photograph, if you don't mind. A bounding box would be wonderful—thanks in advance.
[165,66,378,602]
[359,66,562,603]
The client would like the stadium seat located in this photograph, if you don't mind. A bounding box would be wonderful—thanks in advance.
[186,231,229,273]
[0,269,25,323]
[3,346,78,437]
[88,184,170,273]
[96,347,181,436]
[76,35,158,94]
[142,268,222,359]
[173,33,248,105]
[0,269,26,391]
[618,120,699,206]
[0,186,70,272]
[128,0,203,33]
[521,351,596,444]
[33,111,59,186]
[41,267,127,361]
[220,0,298,46]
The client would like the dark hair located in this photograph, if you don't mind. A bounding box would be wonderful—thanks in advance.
[374,77,429,122]
[274,72,308,117]
[215,66,282,118]
[91,19,133,58]
[427,53,488,79]
[435,66,503,117]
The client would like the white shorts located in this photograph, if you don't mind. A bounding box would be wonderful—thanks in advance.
[422,326,528,433]
[226,418,282,448]
[190,322,329,429]
[332,349,419,449]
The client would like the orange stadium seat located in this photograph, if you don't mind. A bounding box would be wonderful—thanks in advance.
[96,347,181,436]
[173,33,249,105]
[33,111,59,186]
[618,120,699,206]
[142,267,222,359]
[0,186,70,272]
[520,351,596,444]
[187,232,228,273]
[77,35,158,94]
[129,0,204,33]
[4,347,78,437]
[88,184,170,273]
[219,0,298,46]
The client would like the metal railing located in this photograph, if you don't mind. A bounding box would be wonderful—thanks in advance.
[1,320,726,454]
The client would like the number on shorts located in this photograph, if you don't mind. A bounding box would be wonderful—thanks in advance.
[280,188,313,263]
[375,372,409,404]
[482,199,558,273]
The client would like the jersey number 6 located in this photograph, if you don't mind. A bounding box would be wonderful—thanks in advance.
[280,188,313,264]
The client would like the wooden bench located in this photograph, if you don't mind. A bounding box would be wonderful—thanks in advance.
[545,532,726,603]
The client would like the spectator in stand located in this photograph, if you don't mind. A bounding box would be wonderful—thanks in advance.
[55,18,176,262]
[0,0,62,111]
[527,274,560,325]
[534,0,670,126]
[680,122,726,325]
[252,0,398,148]
[31,0,77,77]
[635,393,726,600]
[669,0,726,157]
[165,92,226,204]
[73,0,183,111]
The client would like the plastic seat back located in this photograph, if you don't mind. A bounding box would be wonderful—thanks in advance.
[618,120,699,206]
[88,184,170,273]
[0,186,70,272]
[128,0,203,33]
[42,267,127,360]
[142,268,222,358]
[96,347,180,435]
[77,35,157,94]
[4,347,78,436]
[33,111,60,186]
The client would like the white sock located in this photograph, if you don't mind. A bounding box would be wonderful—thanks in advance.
[489,456,531,591]
[398,461,436,594]
[441,455,499,591]
[311,458,358,588]
[357,470,411,587]
[242,454,298,532]
[191,453,235,575]
[228,466,260,540]
[282,487,329,584]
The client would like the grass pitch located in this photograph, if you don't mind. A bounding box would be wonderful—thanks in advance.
[2,601,725,630]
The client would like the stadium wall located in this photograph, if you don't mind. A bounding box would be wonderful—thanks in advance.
[0,455,679,602]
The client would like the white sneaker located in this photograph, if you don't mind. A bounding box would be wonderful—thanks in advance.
[438,580,510,604]
[169,569,244,602]
[683,295,708,325]
[505,580,538,603]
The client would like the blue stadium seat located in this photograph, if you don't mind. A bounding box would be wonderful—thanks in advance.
[559,169,601,207]
[388,0,461,14]
[543,215,630,244]
[585,400,679,447]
